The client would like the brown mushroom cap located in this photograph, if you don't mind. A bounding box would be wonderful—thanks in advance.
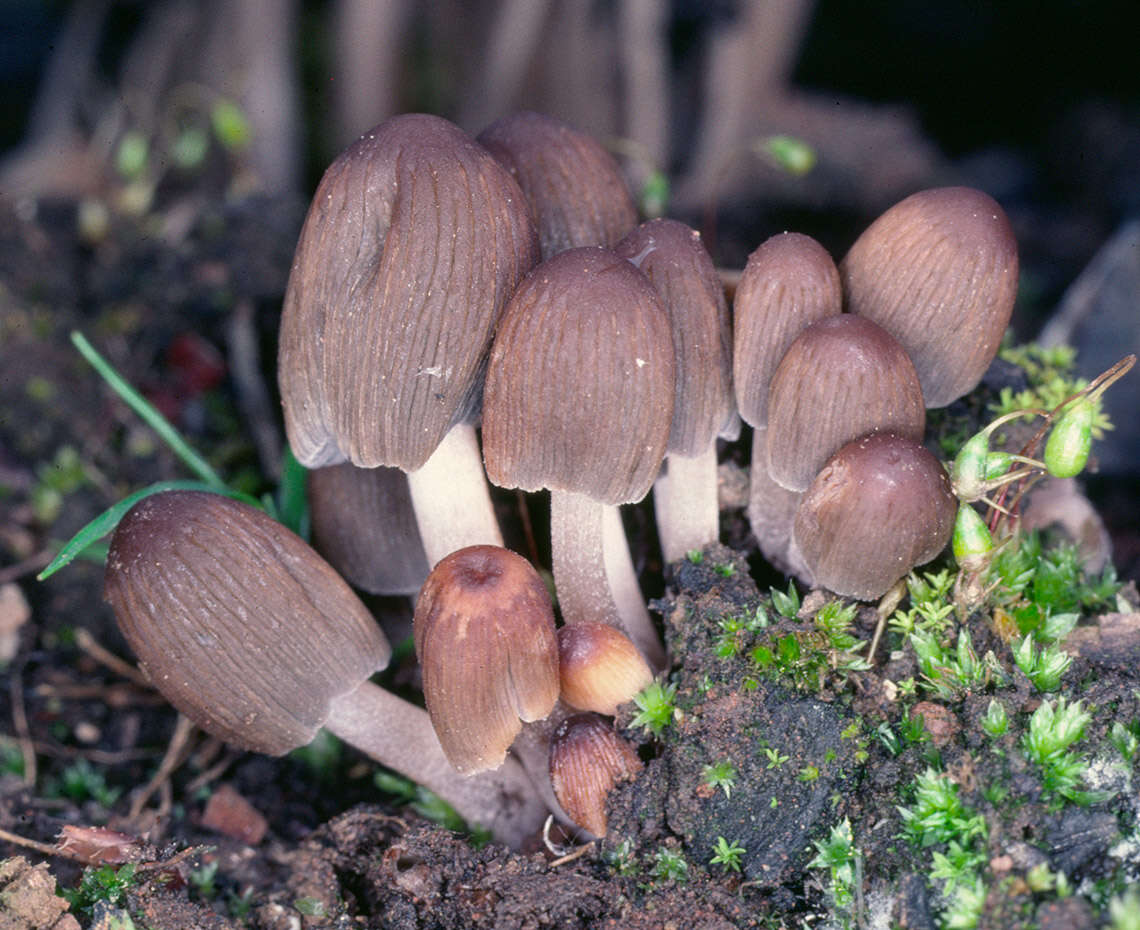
[278,112,540,470]
[549,713,642,838]
[104,490,390,755]
[557,621,653,716]
[792,433,957,600]
[414,545,560,774]
[483,246,675,505]
[840,186,1019,408]
[766,314,926,492]
[614,218,735,456]
[733,232,842,428]
[478,111,638,259]
[307,462,429,595]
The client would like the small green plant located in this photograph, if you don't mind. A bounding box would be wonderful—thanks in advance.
[686,549,704,564]
[1011,635,1071,692]
[910,628,1003,700]
[1110,721,1140,764]
[1109,886,1140,930]
[709,836,746,873]
[373,770,489,843]
[763,747,790,769]
[631,680,678,736]
[188,860,219,899]
[702,760,737,798]
[808,818,859,927]
[652,846,689,882]
[941,877,987,930]
[900,708,930,745]
[889,569,957,637]
[294,897,328,917]
[49,758,122,808]
[605,839,637,876]
[981,699,1008,738]
[1022,697,1111,807]
[62,863,139,916]
[712,561,736,577]
[770,580,800,618]
[798,764,820,783]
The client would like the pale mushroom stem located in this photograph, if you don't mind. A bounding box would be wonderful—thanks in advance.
[406,423,504,567]
[652,446,720,564]
[326,679,548,849]
[551,489,666,670]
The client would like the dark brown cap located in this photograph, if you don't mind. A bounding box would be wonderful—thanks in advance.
[482,246,675,505]
[549,713,642,838]
[733,232,842,428]
[615,218,735,456]
[766,315,925,492]
[478,111,638,259]
[414,545,560,774]
[557,621,653,716]
[307,462,429,595]
[279,113,540,470]
[104,491,390,755]
[792,433,957,600]
[841,186,1018,408]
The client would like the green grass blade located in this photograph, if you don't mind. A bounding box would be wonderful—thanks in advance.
[37,481,263,580]
[70,331,226,490]
[276,446,309,537]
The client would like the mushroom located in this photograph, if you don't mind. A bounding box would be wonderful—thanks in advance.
[730,232,841,578]
[482,246,674,668]
[840,186,1019,408]
[478,111,638,259]
[278,113,541,567]
[307,462,429,596]
[792,433,957,600]
[413,545,560,775]
[549,713,642,838]
[765,314,926,493]
[615,218,736,563]
[103,490,547,848]
[557,621,653,716]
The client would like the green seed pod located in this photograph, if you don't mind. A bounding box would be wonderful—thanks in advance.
[952,503,993,569]
[951,431,992,501]
[984,451,1014,480]
[1043,398,1094,479]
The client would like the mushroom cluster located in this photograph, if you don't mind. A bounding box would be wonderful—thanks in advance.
[99,110,1026,852]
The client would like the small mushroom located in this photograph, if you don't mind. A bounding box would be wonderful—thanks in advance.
[841,186,1019,408]
[615,218,736,563]
[413,545,560,774]
[792,433,957,600]
[478,111,638,259]
[549,713,642,838]
[482,246,674,668]
[278,113,541,566]
[103,490,546,847]
[766,315,926,493]
[557,621,653,716]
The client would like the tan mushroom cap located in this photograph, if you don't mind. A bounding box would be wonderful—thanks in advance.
[478,110,638,259]
[557,621,653,716]
[615,218,735,457]
[483,246,675,505]
[549,713,643,838]
[413,545,560,774]
[841,186,1018,408]
[766,314,926,493]
[104,491,390,756]
[279,112,540,470]
[792,433,957,600]
[733,232,842,428]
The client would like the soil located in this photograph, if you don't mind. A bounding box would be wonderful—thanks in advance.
[3,171,1140,929]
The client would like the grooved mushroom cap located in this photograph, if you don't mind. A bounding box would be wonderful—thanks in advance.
[733,232,842,428]
[104,491,390,756]
[278,112,541,470]
[766,315,926,492]
[792,433,957,600]
[557,621,653,716]
[478,111,638,260]
[840,186,1019,408]
[615,219,735,456]
[482,246,675,505]
[307,462,429,596]
[549,713,643,838]
[413,545,559,774]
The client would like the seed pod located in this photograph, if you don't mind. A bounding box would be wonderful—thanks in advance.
[1044,398,1094,479]
[952,503,994,570]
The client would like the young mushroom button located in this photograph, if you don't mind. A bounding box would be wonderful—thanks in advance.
[103,491,547,848]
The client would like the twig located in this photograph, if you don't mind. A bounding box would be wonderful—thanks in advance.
[129,714,196,820]
[75,628,150,688]
[8,662,36,787]
[0,827,60,858]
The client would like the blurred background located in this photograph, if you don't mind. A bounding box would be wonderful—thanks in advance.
[1,0,1138,577]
